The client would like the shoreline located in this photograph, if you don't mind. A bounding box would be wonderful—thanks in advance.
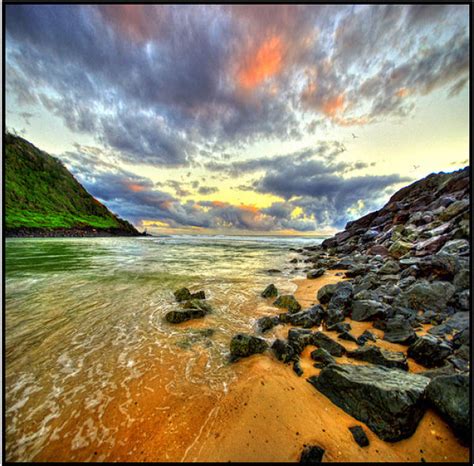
[5,227,144,238]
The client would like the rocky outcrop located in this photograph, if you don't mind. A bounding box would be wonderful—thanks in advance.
[347,345,408,370]
[261,284,278,298]
[229,334,268,361]
[308,364,430,441]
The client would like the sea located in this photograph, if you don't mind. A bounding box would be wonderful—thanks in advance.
[5,234,324,461]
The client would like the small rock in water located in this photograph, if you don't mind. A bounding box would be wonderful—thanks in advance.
[165,309,207,324]
[174,287,192,302]
[273,295,302,313]
[182,299,213,313]
[307,268,325,279]
[299,445,325,463]
[190,290,206,300]
[229,334,268,361]
[349,425,370,447]
[257,315,280,333]
[261,284,278,298]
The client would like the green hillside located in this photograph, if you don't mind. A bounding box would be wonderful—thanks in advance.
[4,133,139,235]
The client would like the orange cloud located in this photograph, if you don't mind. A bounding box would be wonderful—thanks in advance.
[127,183,146,192]
[395,87,410,98]
[238,35,284,89]
[322,93,346,117]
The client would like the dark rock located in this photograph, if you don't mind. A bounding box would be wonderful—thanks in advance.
[407,334,453,368]
[312,331,346,357]
[356,329,378,346]
[299,445,325,463]
[347,345,408,370]
[310,348,336,368]
[273,295,302,313]
[338,331,359,344]
[288,328,315,354]
[397,280,455,313]
[271,339,297,363]
[351,300,389,322]
[453,268,470,291]
[438,239,470,257]
[317,283,337,304]
[452,328,469,349]
[383,318,418,345]
[428,312,469,337]
[326,322,351,333]
[182,299,213,313]
[420,364,457,379]
[426,375,470,443]
[190,290,206,300]
[261,284,278,298]
[326,306,345,327]
[307,268,325,279]
[417,254,460,281]
[229,334,268,361]
[308,364,430,441]
[267,269,282,274]
[288,305,325,328]
[257,315,280,333]
[327,281,353,314]
[174,287,192,302]
[165,308,207,324]
[345,265,371,278]
[293,360,304,376]
[349,425,370,447]
[379,260,400,275]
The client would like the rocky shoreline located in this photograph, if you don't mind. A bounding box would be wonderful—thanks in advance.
[166,167,470,461]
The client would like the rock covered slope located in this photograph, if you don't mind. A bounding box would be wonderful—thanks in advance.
[5,133,140,237]
[225,167,470,453]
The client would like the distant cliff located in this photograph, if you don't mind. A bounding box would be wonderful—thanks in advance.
[5,133,140,237]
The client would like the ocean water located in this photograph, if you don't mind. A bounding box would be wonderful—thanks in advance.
[5,235,323,461]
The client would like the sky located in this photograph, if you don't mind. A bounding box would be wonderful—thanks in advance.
[5,4,470,235]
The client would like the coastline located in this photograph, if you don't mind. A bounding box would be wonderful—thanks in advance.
[5,227,145,238]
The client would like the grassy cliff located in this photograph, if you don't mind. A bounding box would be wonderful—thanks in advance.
[4,133,140,236]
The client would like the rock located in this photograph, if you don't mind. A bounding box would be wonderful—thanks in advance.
[273,295,302,313]
[327,281,353,313]
[383,318,418,345]
[439,199,469,221]
[165,308,207,324]
[347,345,408,370]
[308,364,430,441]
[174,287,191,302]
[310,348,336,368]
[351,300,389,322]
[230,334,268,361]
[261,284,278,298]
[312,331,346,357]
[407,334,453,368]
[379,260,400,275]
[326,322,351,333]
[190,290,206,300]
[288,329,315,354]
[307,268,325,279]
[389,240,412,259]
[453,268,470,291]
[398,280,455,313]
[271,339,297,363]
[414,235,449,256]
[426,375,470,443]
[338,331,359,344]
[287,305,325,328]
[299,445,325,463]
[267,269,282,274]
[349,426,370,447]
[417,254,459,281]
[182,299,213,313]
[367,245,389,256]
[317,283,337,304]
[362,229,379,242]
[428,312,469,338]
[438,239,470,257]
[345,265,371,278]
[420,364,457,379]
[293,360,304,376]
[257,315,280,333]
[326,306,345,327]
[357,330,378,346]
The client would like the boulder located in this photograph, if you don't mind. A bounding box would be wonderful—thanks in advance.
[174,287,192,302]
[428,312,469,338]
[357,329,378,346]
[347,345,408,370]
[310,348,336,368]
[288,328,315,354]
[312,331,346,357]
[327,281,353,313]
[182,299,213,313]
[271,339,297,363]
[351,300,389,322]
[273,295,302,313]
[367,245,389,257]
[338,331,359,344]
[299,445,325,463]
[165,308,207,324]
[397,280,455,313]
[308,364,430,441]
[307,268,325,279]
[317,283,337,304]
[257,315,280,333]
[407,334,453,368]
[383,318,418,345]
[389,240,412,259]
[326,322,351,333]
[426,374,470,443]
[261,284,278,298]
[349,426,370,447]
[378,260,400,275]
[190,290,206,300]
[439,199,469,221]
[287,305,325,328]
[438,239,470,257]
[229,334,268,361]
[293,360,304,376]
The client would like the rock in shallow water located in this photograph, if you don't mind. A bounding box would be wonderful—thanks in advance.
[261,283,278,298]
[165,308,207,324]
[273,295,302,313]
[229,334,268,361]
[307,268,325,279]
[308,364,430,442]
[257,315,280,333]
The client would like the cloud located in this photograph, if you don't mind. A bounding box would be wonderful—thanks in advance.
[198,186,219,195]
